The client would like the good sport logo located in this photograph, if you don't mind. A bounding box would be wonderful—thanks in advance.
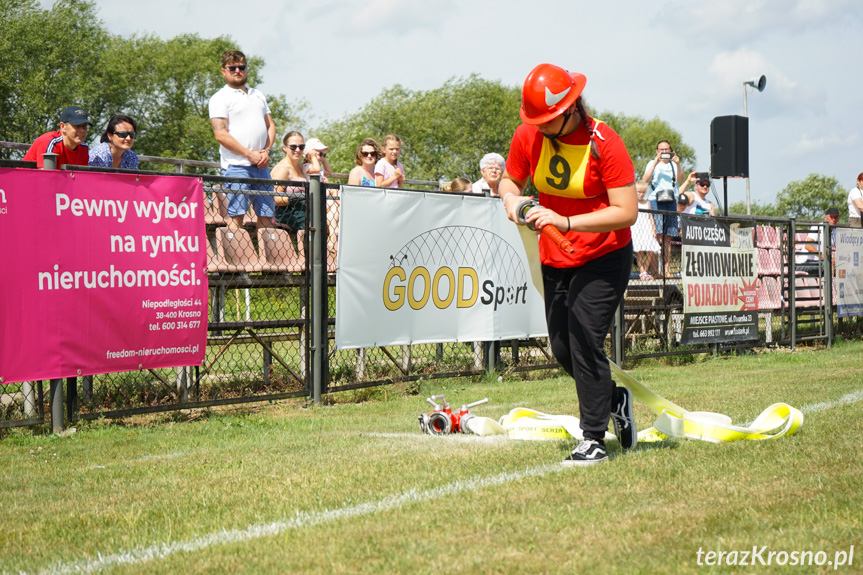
[382,226,529,312]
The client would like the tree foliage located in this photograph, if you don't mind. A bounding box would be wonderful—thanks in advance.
[727,200,781,217]
[0,0,108,144]
[314,75,522,183]
[96,33,307,166]
[2,1,695,183]
[315,78,698,187]
[0,0,306,167]
[774,173,845,221]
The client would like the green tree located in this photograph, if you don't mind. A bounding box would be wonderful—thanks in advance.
[95,34,308,169]
[774,173,845,221]
[315,75,522,183]
[0,0,108,149]
[727,200,781,217]
[598,112,697,177]
[316,79,696,188]
[0,0,307,169]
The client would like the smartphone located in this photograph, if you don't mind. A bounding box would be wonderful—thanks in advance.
[660,153,672,160]
[696,172,709,181]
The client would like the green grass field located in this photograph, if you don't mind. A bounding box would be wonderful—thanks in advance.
[1,341,862,574]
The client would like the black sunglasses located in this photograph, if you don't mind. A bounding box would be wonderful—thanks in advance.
[362,151,377,157]
[287,144,305,151]
[113,131,135,139]
[225,65,247,72]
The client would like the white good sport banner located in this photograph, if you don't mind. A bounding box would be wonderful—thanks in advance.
[335,187,548,349]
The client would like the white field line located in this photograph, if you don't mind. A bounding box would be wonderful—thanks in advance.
[87,451,188,470]
[800,388,863,414]
[361,431,509,444]
[29,463,562,575]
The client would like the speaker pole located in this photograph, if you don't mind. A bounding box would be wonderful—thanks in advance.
[743,85,751,215]
[723,177,728,217]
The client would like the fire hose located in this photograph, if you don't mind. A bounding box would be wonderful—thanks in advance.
[515,199,575,255]
[419,360,803,443]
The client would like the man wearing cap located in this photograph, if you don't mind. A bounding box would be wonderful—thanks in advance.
[209,50,275,229]
[23,106,92,168]
[471,152,505,196]
[676,171,715,216]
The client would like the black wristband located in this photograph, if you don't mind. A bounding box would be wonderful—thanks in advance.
[566,217,571,232]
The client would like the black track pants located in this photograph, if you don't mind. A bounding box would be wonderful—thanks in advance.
[542,242,632,440]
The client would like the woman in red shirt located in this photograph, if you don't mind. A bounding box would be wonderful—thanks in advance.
[499,63,638,466]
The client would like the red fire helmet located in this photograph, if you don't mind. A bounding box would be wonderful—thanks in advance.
[519,63,587,125]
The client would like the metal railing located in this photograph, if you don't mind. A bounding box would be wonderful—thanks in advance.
[1,140,444,187]
[1,156,860,431]
[0,160,553,431]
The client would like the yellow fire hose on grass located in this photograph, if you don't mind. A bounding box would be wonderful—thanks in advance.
[461,360,803,443]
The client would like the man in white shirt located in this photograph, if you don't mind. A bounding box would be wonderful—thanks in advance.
[209,50,275,229]
[848,173,863,228]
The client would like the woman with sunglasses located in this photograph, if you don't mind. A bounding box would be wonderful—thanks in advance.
[88,114,139,169]
[499,63,638,466]
[347,138,381,186]
[677,172,715,216]
[270,131,309,232]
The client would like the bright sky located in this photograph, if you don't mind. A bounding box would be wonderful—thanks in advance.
[41,0,863,207]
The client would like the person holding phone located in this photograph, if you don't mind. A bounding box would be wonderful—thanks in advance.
[642,140,684,276]
[677,172,715,216]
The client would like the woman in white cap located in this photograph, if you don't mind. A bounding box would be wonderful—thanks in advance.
[303,137,333,180]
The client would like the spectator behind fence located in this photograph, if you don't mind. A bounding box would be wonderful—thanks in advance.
[88,114,139,169]
[270,131,309,233]
[347,138,381,186]
[795,210,836,276]
[375,134,405,188]
[440,177,472,192]
[677,172,715,216]
[23,106,92,168]
[633,181,661,280]
[825,206,839,248]
[471,152,505,195]
[848,173,863,228]
[304,138,333,181]
[642,140,684,277]
[209,50,275,230]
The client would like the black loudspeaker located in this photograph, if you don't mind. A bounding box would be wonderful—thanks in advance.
[710,115,749,178]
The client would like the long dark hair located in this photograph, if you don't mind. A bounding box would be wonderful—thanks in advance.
[100,114,137,143]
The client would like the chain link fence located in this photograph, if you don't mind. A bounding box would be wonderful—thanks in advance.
[2,161,861,429]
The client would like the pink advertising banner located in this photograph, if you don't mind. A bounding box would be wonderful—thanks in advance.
[0,168,208,384]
